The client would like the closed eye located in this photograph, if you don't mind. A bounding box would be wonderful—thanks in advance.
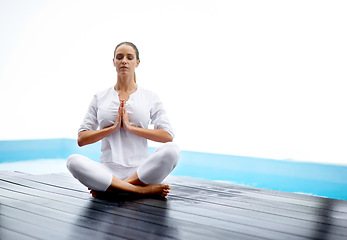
[116,54,124,60]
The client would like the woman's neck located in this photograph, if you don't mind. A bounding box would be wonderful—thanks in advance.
[114,75,137,93]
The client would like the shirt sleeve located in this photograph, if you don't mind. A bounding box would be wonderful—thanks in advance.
[150,93,175,139]
[78,95,99,133]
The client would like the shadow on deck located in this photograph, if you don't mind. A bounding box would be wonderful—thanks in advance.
[1,171,347,240]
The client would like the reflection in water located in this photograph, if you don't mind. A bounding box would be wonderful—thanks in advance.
[73,193,180,239]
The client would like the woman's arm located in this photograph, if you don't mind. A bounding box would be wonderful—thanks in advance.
[126,126,173,143]
[78,125,117,147]
[120,100,173,143]
[78,109,122,147]
[79,99,172,146]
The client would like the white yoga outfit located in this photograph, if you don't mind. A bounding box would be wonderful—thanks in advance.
[66,86,180,191]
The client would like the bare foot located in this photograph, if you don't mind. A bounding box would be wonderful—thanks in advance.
[141,184,170,197]
[88,185,170,199]
[88,175,171,198]
[88,188,115,198]
[89,188,103,198]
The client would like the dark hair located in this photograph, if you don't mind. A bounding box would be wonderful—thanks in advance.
[114,42,140,60]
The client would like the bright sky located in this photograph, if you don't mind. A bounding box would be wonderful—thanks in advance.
[1,0,346,165]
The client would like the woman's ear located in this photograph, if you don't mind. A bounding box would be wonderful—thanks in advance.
[136,59,140,67]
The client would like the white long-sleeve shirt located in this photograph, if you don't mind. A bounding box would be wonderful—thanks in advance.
[78,86,174,167]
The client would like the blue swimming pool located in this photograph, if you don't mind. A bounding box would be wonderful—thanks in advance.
[1,138,347,200]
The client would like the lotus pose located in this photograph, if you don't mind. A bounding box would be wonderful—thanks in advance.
[67,42,180,198]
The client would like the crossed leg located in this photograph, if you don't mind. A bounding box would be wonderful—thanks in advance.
[67,142,180,198]
[90,174,170,198]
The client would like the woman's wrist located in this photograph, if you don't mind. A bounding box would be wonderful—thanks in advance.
[110,121,121,133]
[123,123,134,133]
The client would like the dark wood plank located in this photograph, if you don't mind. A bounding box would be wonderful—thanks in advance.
[0,174,346,240]
[0,178,248,239]
[0,214,70,240]
[16,172,347,214]
[0,190,182,240]
[0,196,151,240]
[1,171,347,240]
[6,172,347,230]
[0,226,38,240]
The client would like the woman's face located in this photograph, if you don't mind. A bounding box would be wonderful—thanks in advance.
[113,44,140,75]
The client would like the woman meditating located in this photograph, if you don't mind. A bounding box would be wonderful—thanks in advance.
[67,42,180,198]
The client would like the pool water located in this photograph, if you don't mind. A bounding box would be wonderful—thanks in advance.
[0,159,68,175]
[1,138,347,200]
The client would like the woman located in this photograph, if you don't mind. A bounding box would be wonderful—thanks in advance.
[67,42,180,198]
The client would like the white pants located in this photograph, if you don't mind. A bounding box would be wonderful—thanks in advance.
[66,142,180,191]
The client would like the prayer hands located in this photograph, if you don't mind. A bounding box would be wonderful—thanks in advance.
[114,99,131,132]
[113,109,122,132]
[120,99,131,131]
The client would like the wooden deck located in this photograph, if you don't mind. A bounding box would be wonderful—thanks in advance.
[0,171,347,240]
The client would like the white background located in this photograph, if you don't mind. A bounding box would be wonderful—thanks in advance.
[1,0,346,165]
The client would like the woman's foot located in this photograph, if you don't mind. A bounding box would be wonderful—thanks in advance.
[124,171,170,197]
[89,189,102,198]
[141,184,170,197]
[88,184,170,198]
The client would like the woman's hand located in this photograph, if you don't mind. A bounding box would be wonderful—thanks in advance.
[77,101,123,147]
[120,99,132,131]
[112,101,123,132]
